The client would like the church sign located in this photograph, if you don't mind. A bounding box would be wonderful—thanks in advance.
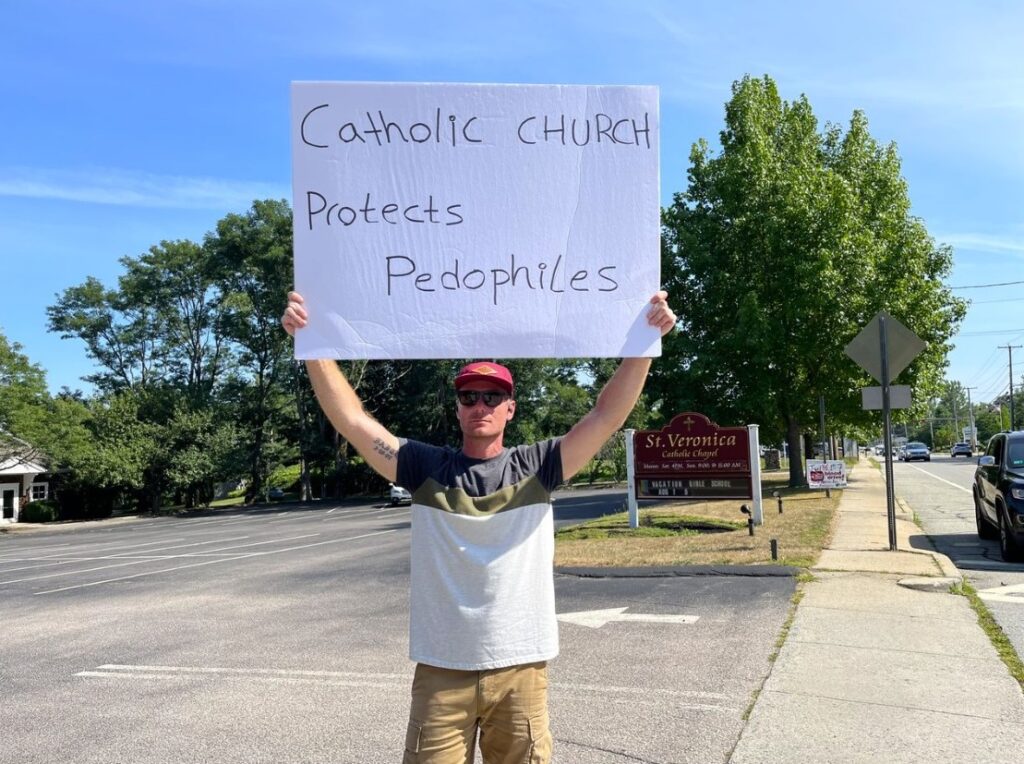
[633,413,753,499]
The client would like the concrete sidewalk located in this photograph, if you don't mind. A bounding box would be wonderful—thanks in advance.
[730,459,1024,764]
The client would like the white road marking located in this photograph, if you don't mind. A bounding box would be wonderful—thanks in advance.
[0,536,249,575]
[0,537,189,565]
[904,464,972,494]
[557,607,700,628]
[1,534,312,586]
[0,542,73,560]
[322,505,409,520]
[75,664,734,709]
[84,663,409,679]
[35,528,400,594]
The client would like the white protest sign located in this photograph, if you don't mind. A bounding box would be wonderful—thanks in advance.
[291,82,660,360]
[806,460,848,489]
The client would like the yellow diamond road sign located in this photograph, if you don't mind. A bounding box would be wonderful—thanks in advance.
[844,311,926,384]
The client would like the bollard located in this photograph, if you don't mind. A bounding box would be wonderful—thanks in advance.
[770,538,778,560]
[773,490,782,514]
[740,504,754,536]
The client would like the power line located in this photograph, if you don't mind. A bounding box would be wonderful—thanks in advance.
[952,279,1024,290]
[959,329,1024,336]
[969,347,1003,384]
[976,363,1009,398]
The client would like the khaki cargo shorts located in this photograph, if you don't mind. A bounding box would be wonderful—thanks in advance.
[402,661,552,763]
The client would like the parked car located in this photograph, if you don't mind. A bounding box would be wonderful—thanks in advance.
[974,431,1024,561]
[267,487,286,499]
[389,483,412,506]
[900,442,931,462]
[874,445,886,456]
[950,442,973,458]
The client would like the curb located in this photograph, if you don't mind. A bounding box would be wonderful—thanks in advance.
[556,564,800,578]
[898,576,961,592]
[895,493,964,581]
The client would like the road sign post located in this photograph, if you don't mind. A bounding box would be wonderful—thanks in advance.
[880,316,898,551]
[845,311,927,553]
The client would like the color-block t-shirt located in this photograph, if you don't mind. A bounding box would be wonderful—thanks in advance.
[396,438,563,671]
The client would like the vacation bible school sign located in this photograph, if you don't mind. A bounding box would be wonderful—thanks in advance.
[633,413,753,499]
[290,82,660,360]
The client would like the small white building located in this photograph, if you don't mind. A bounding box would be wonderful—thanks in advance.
[0,434,49,523]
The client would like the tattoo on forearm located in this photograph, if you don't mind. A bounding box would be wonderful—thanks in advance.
[372,438,397,462]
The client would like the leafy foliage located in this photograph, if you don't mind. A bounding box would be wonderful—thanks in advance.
[655,75,966,484]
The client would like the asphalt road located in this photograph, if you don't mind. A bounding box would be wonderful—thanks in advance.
[1,497,795,764]
[889,453,1024,661]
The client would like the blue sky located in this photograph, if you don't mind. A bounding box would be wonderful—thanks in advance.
[2,1,1022,403]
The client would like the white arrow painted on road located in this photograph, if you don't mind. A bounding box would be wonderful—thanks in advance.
[557,607,699,628]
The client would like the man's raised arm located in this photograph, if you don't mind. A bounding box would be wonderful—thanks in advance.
[558,291,676,482]
[282,292,401,483]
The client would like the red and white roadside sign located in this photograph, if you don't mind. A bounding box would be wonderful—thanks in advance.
[806,459,847,489]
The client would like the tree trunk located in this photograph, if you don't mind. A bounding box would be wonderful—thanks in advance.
[300,455,312,501]
[786,416,805,487]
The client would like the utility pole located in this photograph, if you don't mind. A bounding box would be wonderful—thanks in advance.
[965,387,977,449]
[1000,345,1022,431]
[952,395,959,441]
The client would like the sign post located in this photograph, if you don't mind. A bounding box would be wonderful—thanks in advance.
[625,428,638,529]
[880,317,898,550]
[747,424,763,525]
[845,311,926,552]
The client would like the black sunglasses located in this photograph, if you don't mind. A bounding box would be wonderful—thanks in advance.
[456,390,510,408]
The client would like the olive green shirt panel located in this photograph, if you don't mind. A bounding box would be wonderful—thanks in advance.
[412,475,551,517]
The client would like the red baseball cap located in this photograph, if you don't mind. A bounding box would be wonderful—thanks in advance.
[454,361,514,395]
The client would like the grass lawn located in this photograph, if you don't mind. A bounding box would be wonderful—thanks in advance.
[555,472,839,568]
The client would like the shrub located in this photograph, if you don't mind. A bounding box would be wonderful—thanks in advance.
[268,463,302,490]
[21,499,60,523]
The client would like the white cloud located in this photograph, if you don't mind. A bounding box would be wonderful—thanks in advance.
[0,167,287,210]
[940,233,1024,257]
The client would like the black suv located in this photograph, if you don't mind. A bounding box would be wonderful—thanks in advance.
[974,431,1024,561]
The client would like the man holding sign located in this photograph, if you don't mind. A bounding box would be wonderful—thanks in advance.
[288,80,666,762]
[282,290,675,763]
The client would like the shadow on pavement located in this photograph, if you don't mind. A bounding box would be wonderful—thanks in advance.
[911,531,1024,571]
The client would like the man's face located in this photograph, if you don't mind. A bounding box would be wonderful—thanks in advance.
[455,381,515,439]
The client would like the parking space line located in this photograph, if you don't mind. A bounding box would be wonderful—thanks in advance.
[2,534,316,586]
[83,663,410,680]
[0,543,74,560]
[0,535,253,577]
[324,505,410,520]
[35,528,400,594]
[0,538,189,564]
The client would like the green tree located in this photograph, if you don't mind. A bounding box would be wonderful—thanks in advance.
[656,75,966,485]
[162,405,240,508]
[975,404,1005,443]
[47,276,166,392]
[206,199,295,500]
[118,240,227,403]
[0,332,51,449]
